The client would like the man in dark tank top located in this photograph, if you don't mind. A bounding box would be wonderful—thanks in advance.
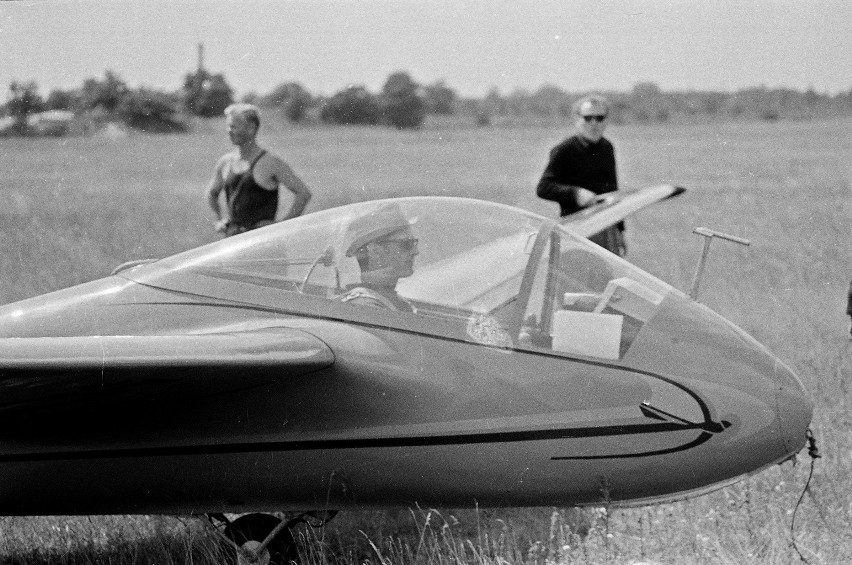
[206,103,313,236]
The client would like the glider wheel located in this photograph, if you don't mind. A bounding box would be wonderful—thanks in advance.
[224,513,300,565]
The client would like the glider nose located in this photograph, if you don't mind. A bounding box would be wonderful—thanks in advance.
[773,359,813,456]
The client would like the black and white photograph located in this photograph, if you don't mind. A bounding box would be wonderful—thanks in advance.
[0,1,849,563]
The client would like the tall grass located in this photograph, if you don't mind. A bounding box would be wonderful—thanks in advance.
[0,117,850,563]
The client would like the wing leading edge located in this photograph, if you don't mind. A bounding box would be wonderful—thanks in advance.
[0,328,334,410]
[562,184,686,239]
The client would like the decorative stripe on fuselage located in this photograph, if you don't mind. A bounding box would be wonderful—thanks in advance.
[0,420,723,463]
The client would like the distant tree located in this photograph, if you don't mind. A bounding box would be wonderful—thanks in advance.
[529,84,571,116]
[263,82,312,123]
[630,82,671,122]
[45,88,78,111]
[381,71,425,129]
[726,101,746,118]
[838,88,852,113]
[183,69,234,117]
[117,88,188,133]
[698,92,726,116]
[631,82,662,99]
[471,87,506,124]
[5,81,44,134]
[241,91,261,105]
[633,109,650,122]
[606,97,630,124]
[80,70,128,113]
[320,85,382,125]
[450,96,482,117]
[423,80,456,115]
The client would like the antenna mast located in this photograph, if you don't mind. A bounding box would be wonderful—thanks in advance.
[197,43,205,73]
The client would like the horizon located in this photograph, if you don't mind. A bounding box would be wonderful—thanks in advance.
[1,0,850,99]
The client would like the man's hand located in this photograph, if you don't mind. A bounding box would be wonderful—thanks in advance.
[214,219,229,233]
[615,228,628,257]
[576,187,598,207]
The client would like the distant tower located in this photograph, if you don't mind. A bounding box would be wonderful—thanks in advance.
[197,42,205,73]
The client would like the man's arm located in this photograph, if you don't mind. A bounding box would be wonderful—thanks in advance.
[269,158,312,221]
[537,179,598,208]
[536,144,598,213]
[207,157,229,233]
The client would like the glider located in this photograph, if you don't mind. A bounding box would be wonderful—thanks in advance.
[0,187,811,563]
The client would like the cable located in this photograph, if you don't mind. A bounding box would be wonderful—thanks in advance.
[790,428,821,564]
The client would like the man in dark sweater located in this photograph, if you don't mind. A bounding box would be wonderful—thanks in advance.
[536,94,626,256]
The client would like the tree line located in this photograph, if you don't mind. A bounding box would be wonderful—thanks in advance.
[0,67,440,136]
[475,82,852,125]
[3,64,851,136]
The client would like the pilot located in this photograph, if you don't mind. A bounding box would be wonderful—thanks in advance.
[336,203,419,312]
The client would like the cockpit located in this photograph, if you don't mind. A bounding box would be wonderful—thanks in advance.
[126,197,681,361]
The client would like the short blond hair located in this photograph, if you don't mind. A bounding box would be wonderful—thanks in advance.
[573,95,610,117]
[224,103,261,129]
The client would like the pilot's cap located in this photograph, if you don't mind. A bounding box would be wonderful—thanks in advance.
[344,203,416,257]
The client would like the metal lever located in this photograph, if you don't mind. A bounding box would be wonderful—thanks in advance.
[689,227,750,301]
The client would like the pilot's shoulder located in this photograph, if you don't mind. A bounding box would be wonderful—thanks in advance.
[336,287,396,310]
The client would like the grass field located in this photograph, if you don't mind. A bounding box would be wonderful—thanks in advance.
[0,116,850,564]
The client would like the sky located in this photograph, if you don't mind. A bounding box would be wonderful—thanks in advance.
[1,0,850,99]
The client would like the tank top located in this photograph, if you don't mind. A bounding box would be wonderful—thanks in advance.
[223,150,278,228]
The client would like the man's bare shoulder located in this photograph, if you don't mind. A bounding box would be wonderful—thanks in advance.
[255,151,300,186]
[257,150,292,172]
[215,151,239,170]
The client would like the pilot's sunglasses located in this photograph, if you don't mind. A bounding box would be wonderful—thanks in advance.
[582,114,607,123]
[383,238,418,251]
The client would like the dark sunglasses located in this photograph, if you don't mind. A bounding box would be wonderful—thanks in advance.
[582,114,607,123]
